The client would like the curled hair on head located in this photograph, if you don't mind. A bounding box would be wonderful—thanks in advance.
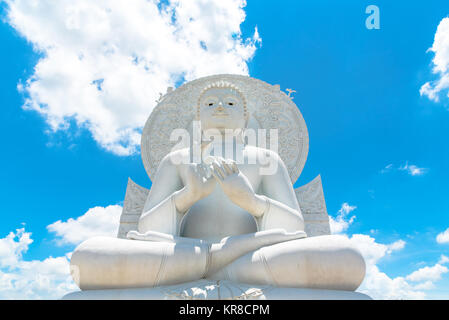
[196,80,248,122]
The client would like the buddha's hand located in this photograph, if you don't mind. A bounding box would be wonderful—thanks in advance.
[209,157,267,217]
[174,163,216,213]
[184,162,216,201]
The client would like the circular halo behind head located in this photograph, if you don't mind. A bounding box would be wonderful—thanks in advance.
[141,74,309,183]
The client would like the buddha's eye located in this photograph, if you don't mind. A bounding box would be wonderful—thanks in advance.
[208,102,214,106]
[227,102,234,106]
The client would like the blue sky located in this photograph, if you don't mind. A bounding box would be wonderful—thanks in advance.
[1,0,449,299]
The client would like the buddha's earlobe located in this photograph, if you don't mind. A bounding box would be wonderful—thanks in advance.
[196,106,200,121]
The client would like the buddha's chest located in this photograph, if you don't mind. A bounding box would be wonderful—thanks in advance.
[179,181,260,241]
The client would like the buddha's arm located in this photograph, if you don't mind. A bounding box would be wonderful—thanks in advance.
[138,152,214,235]
[256,151,305,233]
[138,154,184,235]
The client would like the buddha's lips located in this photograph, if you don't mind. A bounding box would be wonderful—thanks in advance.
[212,113,228,117]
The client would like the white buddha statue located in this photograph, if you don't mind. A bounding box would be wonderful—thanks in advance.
[70,80,366,295]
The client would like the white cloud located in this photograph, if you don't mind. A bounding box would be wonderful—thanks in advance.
[439,255,449,264]
[0,203,125,299]
[344,233,434,299]
[413,281,436,290]
[399,162,428,176]
[350,234,431,299]
[0,203,124,299]
[406,264,449,282]
[436,228,449,244]
[351,233,449,299]
[0,229,76,299]
[420,17,449,103]
[359,265,426,300]
[0,228,32,268]
[329,203,356,234]
[380,162,428,176]
[349,234,405,266]
[47,205,122,245]
[330,203,449,299]
[4,0,261,155]
[388,239,406,251]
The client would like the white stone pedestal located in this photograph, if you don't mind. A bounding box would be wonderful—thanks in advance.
[62,280,371,300]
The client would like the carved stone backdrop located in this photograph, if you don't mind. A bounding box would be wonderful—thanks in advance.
[141,74,309,183]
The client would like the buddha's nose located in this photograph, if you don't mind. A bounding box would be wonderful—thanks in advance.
[217,102,224,111]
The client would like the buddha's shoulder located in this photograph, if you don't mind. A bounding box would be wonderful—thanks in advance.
[160,148,191,168]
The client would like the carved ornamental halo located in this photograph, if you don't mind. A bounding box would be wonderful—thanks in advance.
[141,74,309,183]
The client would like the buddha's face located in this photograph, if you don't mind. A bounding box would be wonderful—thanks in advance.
[198,87,246,131]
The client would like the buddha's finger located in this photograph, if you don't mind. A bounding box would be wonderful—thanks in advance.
[203,165,213,179]
[222,161,234,175]
[203,163,215,179]
[198,163,212,179]
[210,167,224,182]
[230,160,239,173]
[216,157,228,170]
[203,155,215,165]
[218,157,235,175]
[211,162,225,180]
[212,161,227,178]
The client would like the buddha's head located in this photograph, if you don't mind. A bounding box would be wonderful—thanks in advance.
[197,81,248,132]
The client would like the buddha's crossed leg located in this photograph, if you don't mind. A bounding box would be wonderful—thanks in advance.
[71,237,209,290]
[71,232,364,291]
